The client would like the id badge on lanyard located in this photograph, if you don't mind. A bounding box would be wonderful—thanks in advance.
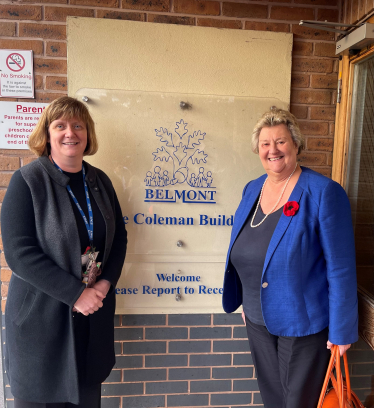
[52,157,102,287]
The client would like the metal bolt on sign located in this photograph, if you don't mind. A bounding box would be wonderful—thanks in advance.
[180,101,192,110]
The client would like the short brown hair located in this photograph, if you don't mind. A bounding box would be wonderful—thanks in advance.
[251,107,305,155]
[28,96,98,157]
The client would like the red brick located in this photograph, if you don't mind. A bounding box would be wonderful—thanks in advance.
[0,190,5,204]
[175,0,220,15]
[46,76,67,91]
[0,5,41,20]
[22,156,38,165]
[329,123,334,135]
[34,92,67,102]
[292,25,335,41]
[310,106,336,120]
[0,22,16,36]
[197,18,242,29]
[70,0,118,6]
[311,74,337,89]
[1,269,12,283]
[314,42,336,57]
[35,75,43,89]
[45,6,94,22]
[0,39,43,56]
[20,23,66,40]
[294,0,338,4]
[269,0,291,2]
[0,157,19,171]
[22,0,67,3]
[291,73,310,88]
[292,41,313,56]
[34,58,67,74]
[333,60,339,73]
[332,90,337,104]
[307,137,333,151]
[0,173,13,188]
[0,149,35,156]
[45,41,67,57]
[308,166,331,177]
[327,151,333,166]
[317,8,339,22]
[298,152,327,165]
[290,105,308,119]
[122,0,168,11]
[1,300,6,313]
[245,21,289,32]
[223,3,268,19]
[96,10,145,21]
[270,6,314,21]
[292,58,333,73]
[1,283,8,297]
[147,14,195,25]
[291,90,331,105]
[298,121,329,135]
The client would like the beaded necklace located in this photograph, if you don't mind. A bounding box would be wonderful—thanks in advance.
[250,163,298,228]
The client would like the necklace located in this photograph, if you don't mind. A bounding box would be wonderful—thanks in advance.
[250,163,298,228]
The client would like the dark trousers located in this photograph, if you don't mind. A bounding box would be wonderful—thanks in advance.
[14,383,101,408]
[245,316,330,408]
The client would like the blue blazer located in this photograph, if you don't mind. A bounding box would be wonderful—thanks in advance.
[223,167,358,345]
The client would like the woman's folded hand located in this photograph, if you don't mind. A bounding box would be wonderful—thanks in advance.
[73,288,105,316]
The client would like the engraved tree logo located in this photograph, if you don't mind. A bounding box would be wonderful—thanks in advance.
[145,119,214,188]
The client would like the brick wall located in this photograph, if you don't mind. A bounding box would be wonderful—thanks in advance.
[2,0,374,407]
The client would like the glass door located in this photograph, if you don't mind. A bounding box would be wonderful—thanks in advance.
[346,55,374,296]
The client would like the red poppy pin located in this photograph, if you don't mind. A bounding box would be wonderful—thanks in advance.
[283,201,299,217]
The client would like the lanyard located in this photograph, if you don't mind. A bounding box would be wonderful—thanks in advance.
[52,158,94,246]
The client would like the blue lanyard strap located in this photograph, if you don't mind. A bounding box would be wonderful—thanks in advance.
[52,158,94,246]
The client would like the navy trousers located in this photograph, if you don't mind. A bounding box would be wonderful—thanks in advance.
[245,316,331,408]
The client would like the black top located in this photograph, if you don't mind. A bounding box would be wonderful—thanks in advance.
[62,167,106,384]
[63,167,106,260]
[230,200,282,325]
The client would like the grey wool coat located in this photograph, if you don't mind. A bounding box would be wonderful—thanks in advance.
[1,156,127,404]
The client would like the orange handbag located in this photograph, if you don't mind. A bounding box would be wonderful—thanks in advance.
[317,345,364,408]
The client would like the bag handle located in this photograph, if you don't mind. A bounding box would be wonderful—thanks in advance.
[317,345,352,408]
[343,351,352,406]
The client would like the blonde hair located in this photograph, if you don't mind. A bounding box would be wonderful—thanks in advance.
[28,96,98,157]
[251,107,305,155]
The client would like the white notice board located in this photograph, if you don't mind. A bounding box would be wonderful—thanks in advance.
[0,50,34,98]
[0,102,47,149]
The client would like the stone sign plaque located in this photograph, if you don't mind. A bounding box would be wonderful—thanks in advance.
[77,88,287,313]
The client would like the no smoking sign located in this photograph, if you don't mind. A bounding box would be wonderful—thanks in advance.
[0,49,34,98]
[6,53,26,72]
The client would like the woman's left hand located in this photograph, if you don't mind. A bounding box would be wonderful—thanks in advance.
[327,340,351,356]
[93,279,111,297]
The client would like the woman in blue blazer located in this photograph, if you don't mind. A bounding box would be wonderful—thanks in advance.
[223,107,358,408]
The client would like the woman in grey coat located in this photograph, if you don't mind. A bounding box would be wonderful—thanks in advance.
[1,97,127,407]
